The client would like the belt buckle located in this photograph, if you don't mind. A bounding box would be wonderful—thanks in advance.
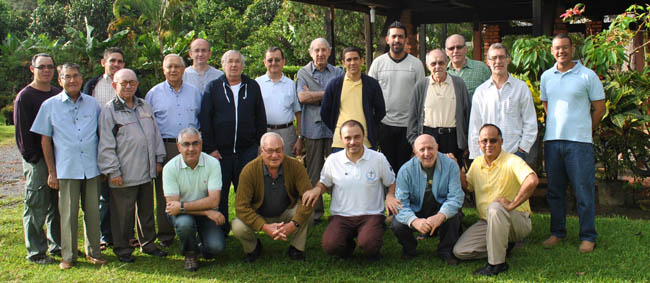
[437,128,445,135]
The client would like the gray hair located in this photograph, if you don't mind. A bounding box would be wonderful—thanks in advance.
[426,49,448,65]
[221,50,246,68]
[309,38,331,51]
[177,127,202,144]
[114,68,138,81]
[260,132,284,148]
[163,54,186,67]
[487,42,510,58]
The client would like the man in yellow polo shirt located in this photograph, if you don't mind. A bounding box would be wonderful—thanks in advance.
[320,46,385,152]
[453,124,538,276]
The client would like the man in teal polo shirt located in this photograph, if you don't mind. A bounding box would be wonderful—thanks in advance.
[445,34,491,99]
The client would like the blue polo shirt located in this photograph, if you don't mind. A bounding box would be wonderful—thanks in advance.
[31,91,101,179]
[540,61,605,143]
[145,81,202,139]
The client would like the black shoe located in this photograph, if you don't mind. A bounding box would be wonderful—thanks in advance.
[312,218,323,225]
[287,245,305,261]
[506,242,516,257]
[145,248,168,257]
[159,239,174,248]
[117,253,135,263]
[474,262,509,276]
[243,239,263,263]
[440,254,459,266]
[401,250,417,260]
[184,253,199,272]
[28,254,55,264]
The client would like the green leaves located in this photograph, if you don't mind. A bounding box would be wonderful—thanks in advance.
[510,36,553,81]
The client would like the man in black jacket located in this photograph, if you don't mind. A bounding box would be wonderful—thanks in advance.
[199,50,267,232]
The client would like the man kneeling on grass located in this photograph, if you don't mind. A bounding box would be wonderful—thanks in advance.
[233,132,314,262]
[163,127,225,272]
[453,124,538,276]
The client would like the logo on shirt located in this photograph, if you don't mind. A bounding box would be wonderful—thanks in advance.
[366,169,377,181]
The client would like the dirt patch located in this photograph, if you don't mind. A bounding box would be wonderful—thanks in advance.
[0,144,25,199]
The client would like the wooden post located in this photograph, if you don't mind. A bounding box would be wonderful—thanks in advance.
[440,23,447,49]
[533,0,543,36]
[326,7,336,65]
[419,24,426,67]
[364,13,374,71]
[472,21,482,60]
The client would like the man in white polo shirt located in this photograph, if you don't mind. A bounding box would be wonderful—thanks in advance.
[302,120,396,260]
[256,47,302,156]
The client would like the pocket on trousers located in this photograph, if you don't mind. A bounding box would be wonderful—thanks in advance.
[25,185,47,208]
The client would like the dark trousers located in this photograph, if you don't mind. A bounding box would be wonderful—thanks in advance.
[110,182,157,256]
[390,208,462,257]
[218,144,258,233]
[98,179,112,244]
[154,141,180,243]
[378,123,412,172]
[423,127,463,167]
[322,214,385,257]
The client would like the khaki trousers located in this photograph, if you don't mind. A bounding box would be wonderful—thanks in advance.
[154,141,179,242]
[268,125,298,156]
[453,202,531,265]
[303,138,332,219]
[58,177,101,262]
[231,205,311,253]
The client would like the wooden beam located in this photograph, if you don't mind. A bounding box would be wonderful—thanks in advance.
[472,21,482,61]
[440,23,447,50]
[326,7,336,65]
[418,24,426,67]
[532,0,542,36]
[364,13,374,71]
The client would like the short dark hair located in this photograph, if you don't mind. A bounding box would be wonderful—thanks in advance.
[388,21,407,35]
[57,63,81,77]
[479,123,503,138]
[103,47,124,59]
[32,53,54,66]
[342,46,362,60]
[552,33,572,46]
[340,119,365,136]
[266,46,284,59]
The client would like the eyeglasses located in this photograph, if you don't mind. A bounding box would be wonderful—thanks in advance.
[446,45,465,51]
[480,138,499,145]
[261,147,283,155]
[60,74,81,81]
[266,58,282,63]
[487,55,508,61]
[34,64,55,70]
[429,61,446,66]
[118,80,138,87]
[180,141,200,148]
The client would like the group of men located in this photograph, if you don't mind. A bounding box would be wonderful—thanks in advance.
[14,19,604,276]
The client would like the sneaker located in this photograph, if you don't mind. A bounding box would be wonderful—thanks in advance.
[184,254,199,272]
[28,255,55,265]
[541,236,562,248]
[59,260,74,270]
[243,239,263,263]
[474,262,509,276]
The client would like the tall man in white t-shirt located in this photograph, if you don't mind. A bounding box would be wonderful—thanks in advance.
[368,21,425,172]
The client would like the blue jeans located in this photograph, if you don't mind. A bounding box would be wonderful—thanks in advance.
[544,140,597,242]
[99,179,112,244]
[514,150,526,160]
[169,214,225,257]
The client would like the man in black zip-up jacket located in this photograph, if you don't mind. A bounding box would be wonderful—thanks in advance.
[199,50,267,232]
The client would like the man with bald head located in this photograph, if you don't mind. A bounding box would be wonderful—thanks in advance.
[445,34,491,99]
[183,38,224,93]
[200,50,267,232]
[146,54,203,246]
[407,49,470,166]
[232,132,314,262]
[296,38,344,223]
[391,134,464,264]
[98,69,167,262]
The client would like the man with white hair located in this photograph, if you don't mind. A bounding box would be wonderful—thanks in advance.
[232,132,314,262]
[296,38,344,223]
[199,50,267,232]
[146,54,203,247]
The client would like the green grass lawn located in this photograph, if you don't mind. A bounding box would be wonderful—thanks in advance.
[1,189,649,282]
[0,123,14,146]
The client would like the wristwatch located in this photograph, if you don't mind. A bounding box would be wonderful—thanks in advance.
[180,201,185,213]
[291,220,300,227]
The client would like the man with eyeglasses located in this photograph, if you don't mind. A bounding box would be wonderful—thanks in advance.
[162,127,225,271]
[540,34,605,253]
[368,21,425,174]
[407,49,470,167]
[14,53,62,264]
[98,69,168,263]
[255,47,302,156]
[453,124,538,276]
[468,43,537,161]
[199,50,267,233]
[83,47,141,251]
[31,63,106,269]
[183,38,224,93]
[445,34,491,99]
[146,54,203,247]
[232,132,314,262]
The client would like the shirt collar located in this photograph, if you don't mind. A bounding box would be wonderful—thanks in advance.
[310,62,334,75]
[488,73,514,88]
[263,162,284,176]
[262,74,287,83]
[343,146,370,164]
[102,73,112,82]
[552,60,582,74]
[447,57,471,70]
[180,153,205,169]
[59,91,83,102]
[480,150,505,169]
[164,80,184,93]
[430,74,451,85]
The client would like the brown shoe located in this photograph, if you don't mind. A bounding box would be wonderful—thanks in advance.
[86,255,107,265]
[59,260,74,270]
[541,236,562,248]
[579,241,595,253]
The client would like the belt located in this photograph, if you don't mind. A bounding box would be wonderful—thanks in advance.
[267,122,293,129]
[423,126,455,135]
[163,138,177,143]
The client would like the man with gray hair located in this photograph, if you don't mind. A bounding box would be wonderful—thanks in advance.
[468,43,538,161]
[200,50,267,232]
[146,53,203,247]
[98,68,168,263]
[445,34,491,99]
[296,38,344,223]
[163,127,225,271]
[232,132,314,262]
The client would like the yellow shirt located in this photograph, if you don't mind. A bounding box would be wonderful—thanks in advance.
[332,76,371,148]
[423,74,456,128]
[466,151,534,220]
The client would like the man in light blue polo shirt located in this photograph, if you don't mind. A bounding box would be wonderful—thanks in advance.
[256,47,302,156]
[540,34,605,253]
[31,63,106,269]
[146,54,203,247]
[163,127,224,272]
